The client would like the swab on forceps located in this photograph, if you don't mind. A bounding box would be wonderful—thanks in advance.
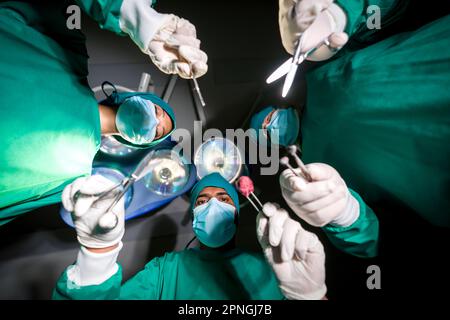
[235,176,264,213]
[285,145,313,182]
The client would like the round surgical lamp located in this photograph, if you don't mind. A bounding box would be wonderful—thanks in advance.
[193,137,243,183]
[143,149,190,196]
[91,166,134,208]
[99,135,141,157]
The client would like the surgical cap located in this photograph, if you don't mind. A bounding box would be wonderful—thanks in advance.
[249,106,274,136]
[100,89,176,148]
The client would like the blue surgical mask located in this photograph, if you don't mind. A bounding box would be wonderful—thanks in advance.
[116,96,160,145]
[192,198,237,248]
[267,108,300,147]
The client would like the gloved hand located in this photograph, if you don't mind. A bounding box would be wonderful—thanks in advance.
[257,202,326,300]
[147,14,208,79]
[61,175,125,249]
[280,163,360,227]
[119,1,207,79]
[279,0,348,60]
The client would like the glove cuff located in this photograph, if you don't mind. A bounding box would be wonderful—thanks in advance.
[67,242,123,286]
[327,3,347,34]
[119,0,171,53]
[304,4,347,61]
[77,227,125,249]
[284,284,327,300]
[330,192,360,227]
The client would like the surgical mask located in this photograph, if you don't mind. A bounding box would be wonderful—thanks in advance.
[116,96,160,145]
[266,108,300,147]
[192,197,237,248]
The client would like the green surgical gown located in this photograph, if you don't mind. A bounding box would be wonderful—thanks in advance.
[0,0,133,225]
[52,248,285,300]
[300,2,450,256]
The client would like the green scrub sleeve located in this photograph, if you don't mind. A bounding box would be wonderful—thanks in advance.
[52,259,161,300]
[334,0,409,37]
[118,258,160,299]
[322,189,379,258]
[75,0,158,35]
[74,0,126,35]
[52,265,124,300]
[0,5,101,222]
[75,0,160,51]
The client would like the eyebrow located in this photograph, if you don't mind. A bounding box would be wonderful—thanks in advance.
[265,110,275,123]
[215,192,230,197]
[155,107,168,139]
[197,192,229,199]
[197,193,211,198]
[161,109,172,136]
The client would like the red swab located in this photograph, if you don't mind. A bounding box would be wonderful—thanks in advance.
[236,176,253,197]
[236,176,263,212]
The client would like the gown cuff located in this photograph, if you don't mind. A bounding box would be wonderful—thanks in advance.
[67,242,123,286]
[330,191,360,228]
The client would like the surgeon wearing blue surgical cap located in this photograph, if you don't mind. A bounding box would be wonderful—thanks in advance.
[99,90,176,148]
[190,173,240,249]
[54,172,291,299]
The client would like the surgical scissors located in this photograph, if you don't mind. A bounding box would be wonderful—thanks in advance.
[266,34,333,98]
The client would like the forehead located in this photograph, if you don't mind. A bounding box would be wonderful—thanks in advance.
[197,187,228,197]
[156,104,173,127]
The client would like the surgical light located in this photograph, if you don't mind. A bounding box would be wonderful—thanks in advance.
[194,137,243,183]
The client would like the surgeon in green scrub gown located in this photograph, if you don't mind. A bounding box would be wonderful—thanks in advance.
[0,0,207,225]
[52,173,288,300]
[301,0,450,228]
[250,0,449,259]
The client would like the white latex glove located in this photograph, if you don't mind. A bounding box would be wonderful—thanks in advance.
[280,163,360,228]
[61,175,125,249]
[119,0,208,79]
[257,202,326,300]
[67,242,123,287]
[279,0,348,60]
[148,15,208,79]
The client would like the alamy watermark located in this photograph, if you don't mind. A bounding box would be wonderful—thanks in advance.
[66,4,382,31]
[171,121,280,176]
[366,5,381,30]
[66,5,81,30]
[366,265,381,290]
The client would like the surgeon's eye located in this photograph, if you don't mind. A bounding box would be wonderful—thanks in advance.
[155,105,162,116]
[196,199,207,206]
[219,196,232,204]
[263,110,276,129]
[155,105,165,119]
